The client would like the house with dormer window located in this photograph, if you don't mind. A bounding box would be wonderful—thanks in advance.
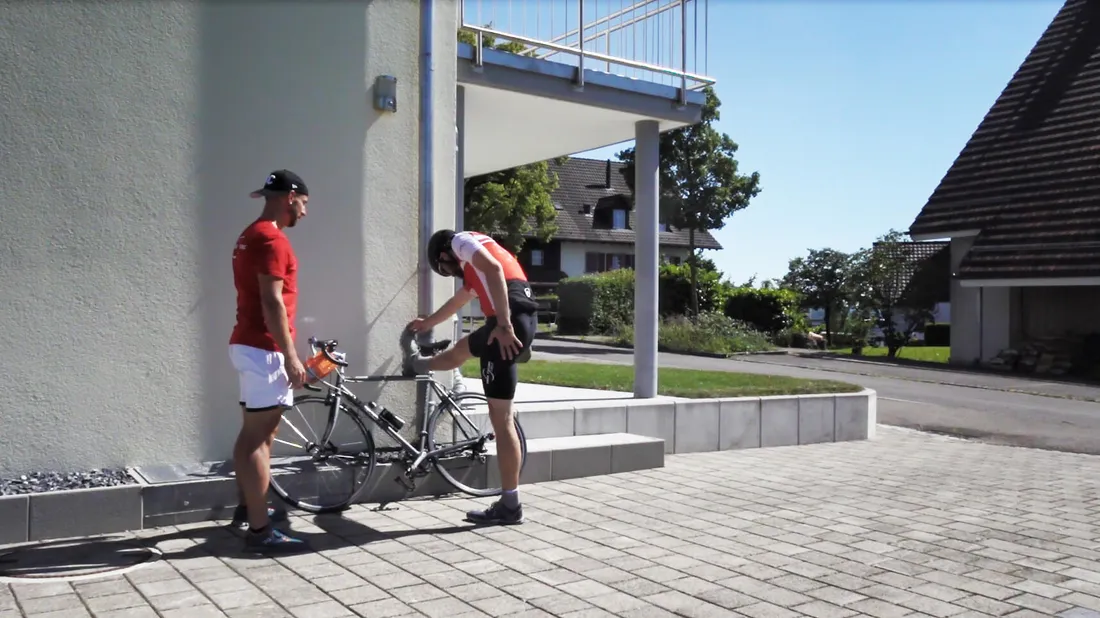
[516,157,723,285]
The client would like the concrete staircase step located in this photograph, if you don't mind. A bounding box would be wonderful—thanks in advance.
[488,432,664,487]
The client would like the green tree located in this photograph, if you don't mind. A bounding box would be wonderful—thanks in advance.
[457,28,529,55]
[781,248,852,345]
[616,86,762,317]
[463,161,562,252]
[847,229,938,358]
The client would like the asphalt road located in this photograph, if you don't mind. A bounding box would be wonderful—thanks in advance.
[530,338,1100,455]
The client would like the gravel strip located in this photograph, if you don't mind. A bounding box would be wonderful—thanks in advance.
[0,468,137,495]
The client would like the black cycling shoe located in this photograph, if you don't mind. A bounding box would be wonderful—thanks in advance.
[465,501,524,526]
[402,353,432,377]
[400,328,428,377]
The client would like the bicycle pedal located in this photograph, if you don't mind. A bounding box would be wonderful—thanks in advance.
[395,475,416,492]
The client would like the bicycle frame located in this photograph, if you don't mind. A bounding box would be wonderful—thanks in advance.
[302,362,490,474]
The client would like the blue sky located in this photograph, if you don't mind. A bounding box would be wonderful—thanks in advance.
[575,0,1064,285]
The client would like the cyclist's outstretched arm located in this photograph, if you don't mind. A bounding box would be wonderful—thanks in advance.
[418,287,476,329]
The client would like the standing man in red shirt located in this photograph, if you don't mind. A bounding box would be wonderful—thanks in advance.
[228,170,310,551]
[405,229,539,526]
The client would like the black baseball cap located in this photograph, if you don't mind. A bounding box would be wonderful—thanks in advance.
[250,169,309,198]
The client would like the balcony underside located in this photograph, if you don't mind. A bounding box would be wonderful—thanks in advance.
[458,43,706,178]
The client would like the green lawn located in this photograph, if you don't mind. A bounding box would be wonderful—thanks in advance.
[832,346,950,363]
[460,359,861,398]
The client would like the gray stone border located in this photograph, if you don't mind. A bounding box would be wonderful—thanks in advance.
[0,433,667,546]
[472,388,877,455]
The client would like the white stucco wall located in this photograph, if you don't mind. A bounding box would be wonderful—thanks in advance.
[949,236,981,364]
[0,0,457,476]
[559,241,692,278]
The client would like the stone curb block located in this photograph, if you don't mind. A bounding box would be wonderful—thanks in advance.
[465,388,876,454]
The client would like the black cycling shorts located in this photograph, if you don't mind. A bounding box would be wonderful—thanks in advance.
[467,311,537,400]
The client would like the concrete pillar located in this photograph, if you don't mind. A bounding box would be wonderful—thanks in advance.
[633,120,660,398]
[980,286,1011,361]
[949,236,980,364]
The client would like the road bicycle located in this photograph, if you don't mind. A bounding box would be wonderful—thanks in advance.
[267,332,528,514]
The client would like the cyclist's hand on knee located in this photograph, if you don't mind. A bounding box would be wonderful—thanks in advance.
[286,356,307,389]
[489,324,522,360]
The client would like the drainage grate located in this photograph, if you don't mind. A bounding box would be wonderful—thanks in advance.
[0,537,161,583]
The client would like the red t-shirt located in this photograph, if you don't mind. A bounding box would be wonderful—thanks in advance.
[229,219,298,352]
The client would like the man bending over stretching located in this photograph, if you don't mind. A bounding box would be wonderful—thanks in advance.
[404,229,538,525]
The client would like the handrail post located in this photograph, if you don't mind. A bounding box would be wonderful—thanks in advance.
[679,0,688,106]
[575,0,586,90]
[475,30,484,70]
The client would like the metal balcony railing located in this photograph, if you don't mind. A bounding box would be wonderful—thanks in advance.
[460,0,715,105]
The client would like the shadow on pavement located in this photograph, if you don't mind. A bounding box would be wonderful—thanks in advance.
[0,502,480,576]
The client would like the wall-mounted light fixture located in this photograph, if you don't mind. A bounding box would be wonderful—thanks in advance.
[373,75,398,112]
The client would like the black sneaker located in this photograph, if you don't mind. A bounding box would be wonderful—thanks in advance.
[465,501,524,525]
[243,526,308,553]
[230,504,288,530]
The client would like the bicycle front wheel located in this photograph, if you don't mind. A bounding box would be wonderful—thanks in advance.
[427,392,528,497]
[269,395,377,514]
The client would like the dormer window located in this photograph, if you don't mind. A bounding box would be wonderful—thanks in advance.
[612,209,627,230]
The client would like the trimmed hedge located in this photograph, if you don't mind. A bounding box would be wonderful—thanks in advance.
[556,265,728,335]
[657,263,725,316]
[557,269,633,335]
[924,323,950,346]
[556,267,803,338]
[722,287,802,335]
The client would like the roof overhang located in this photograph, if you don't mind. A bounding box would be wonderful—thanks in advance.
[458,43,706,178]
[909,229,981,241]
[958,276,1100,288]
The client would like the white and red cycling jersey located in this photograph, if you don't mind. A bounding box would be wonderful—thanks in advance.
[452,231,538,318]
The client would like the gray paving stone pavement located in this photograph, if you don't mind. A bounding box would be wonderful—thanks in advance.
[4,426,1100,617]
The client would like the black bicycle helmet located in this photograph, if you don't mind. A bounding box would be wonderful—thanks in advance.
[427,229,457,276]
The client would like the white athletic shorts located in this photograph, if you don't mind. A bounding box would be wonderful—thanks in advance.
[229,344,294,411]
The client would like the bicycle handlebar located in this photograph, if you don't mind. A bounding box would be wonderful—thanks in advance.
[308,336,349,367]
[308,330,453,374]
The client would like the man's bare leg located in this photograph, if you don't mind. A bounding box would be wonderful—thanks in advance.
[233,408,283,530]
[487,398,521,492]
[233,414,283,527]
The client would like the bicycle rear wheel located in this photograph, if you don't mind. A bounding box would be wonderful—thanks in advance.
[426,392,528,497]
[269,395,377,514]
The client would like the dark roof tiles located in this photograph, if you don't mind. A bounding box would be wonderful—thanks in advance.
[529,157,723,250]
[908,0,1100,279]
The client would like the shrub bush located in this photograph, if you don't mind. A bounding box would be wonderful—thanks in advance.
[723,287,801,335]
[773,327,810,349]
[555,278,595,334]
[658,263,725,316]
[555,264,729,335]
[614,311,773,355]
[555,269,634,335]
[924,323,950,346]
